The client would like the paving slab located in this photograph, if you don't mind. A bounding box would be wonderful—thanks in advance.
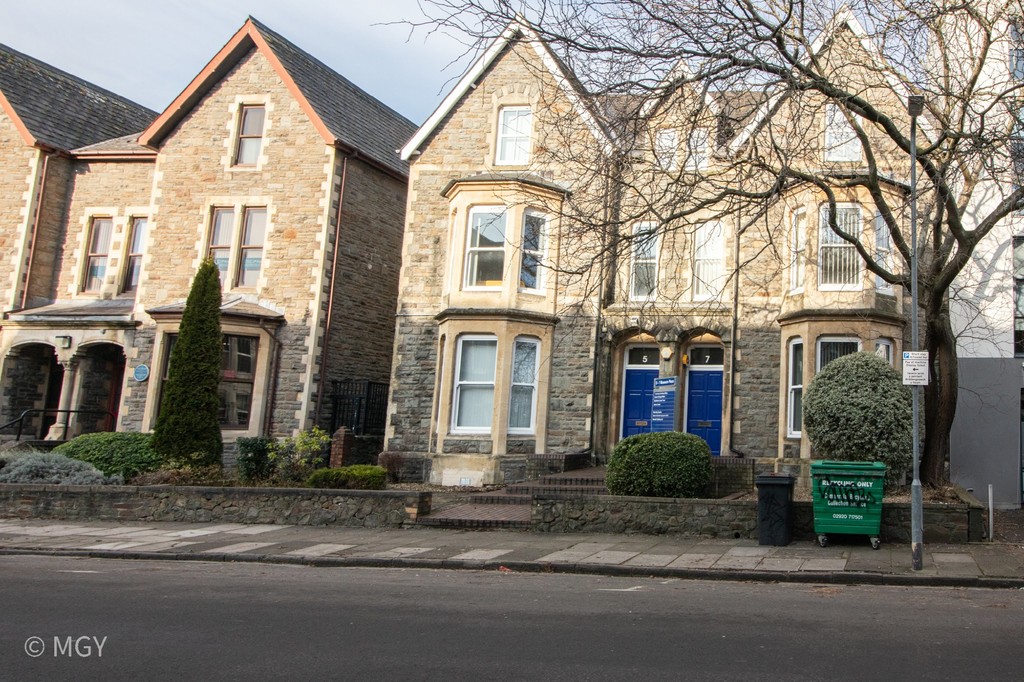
[757,558,804,572]
[713,555,763,570]
[449,549,514,561]
[578,550,640,565]
[667,554,720,569]
[225,525,287,535]
[283,543,356,557]
[801,558,848,571]
[726,546,773,557]
[359,547,437,559]
[201,542,278,555]
[625,554,678,568]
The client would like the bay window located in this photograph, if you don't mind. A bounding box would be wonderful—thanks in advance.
[819,204,862,289]
[464,207,507,289]
[452,336,497,431]
[508,337,539,432]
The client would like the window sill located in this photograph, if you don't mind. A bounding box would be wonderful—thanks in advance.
[817,285,863,292]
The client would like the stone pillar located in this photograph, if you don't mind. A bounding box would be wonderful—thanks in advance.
[46,360,78,440]
[329,427,355,468]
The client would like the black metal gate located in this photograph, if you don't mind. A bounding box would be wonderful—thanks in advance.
[329,380,388,435]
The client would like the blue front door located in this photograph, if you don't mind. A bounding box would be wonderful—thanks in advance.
[622,368,659,438]
[686,370,723,455]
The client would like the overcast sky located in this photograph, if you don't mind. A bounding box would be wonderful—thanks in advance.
[0,0,473,124]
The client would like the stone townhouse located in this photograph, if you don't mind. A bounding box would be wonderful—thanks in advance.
[0,18,414,458]
[383,13,919,487]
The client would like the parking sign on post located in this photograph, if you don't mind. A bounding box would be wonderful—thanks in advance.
[902,351,929,386]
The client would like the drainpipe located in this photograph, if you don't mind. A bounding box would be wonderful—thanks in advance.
[313,151,350,425]
[20,151,52,311]
[727,194,751,458]
[260,319,284,438]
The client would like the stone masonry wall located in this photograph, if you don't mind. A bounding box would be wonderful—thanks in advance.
[385,316,437,453]
[0,483,431,528]
[730,325,781,457]
[117,327,154,431]
[0,113,37,309]
[24,155,74,306]
[532,495,983,543]
[49,159,154,300]
[316,155,407,426]
[546,312,597,453]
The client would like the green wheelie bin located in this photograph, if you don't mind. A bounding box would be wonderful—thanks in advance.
[811,460,886,550]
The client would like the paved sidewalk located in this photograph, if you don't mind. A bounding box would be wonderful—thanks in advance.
[2,518,1023,588]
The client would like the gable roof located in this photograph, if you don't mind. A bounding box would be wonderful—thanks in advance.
[139,17,415,178]
[400,17,616,160]
[728,6,920,154]
[0,42,156,152]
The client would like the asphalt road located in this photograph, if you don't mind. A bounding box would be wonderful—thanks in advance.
[1,556,1022,681]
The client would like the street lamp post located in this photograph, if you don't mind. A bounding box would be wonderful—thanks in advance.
[907,94,924,571]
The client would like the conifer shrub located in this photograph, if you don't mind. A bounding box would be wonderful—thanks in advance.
[152,258,223,466]
[306,464,386,490]
[0,451,122,485]
[54,432,161,479]
[803,351,911,487]
[605,431,713,498]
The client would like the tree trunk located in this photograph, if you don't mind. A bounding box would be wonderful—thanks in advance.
[922,302,957,485]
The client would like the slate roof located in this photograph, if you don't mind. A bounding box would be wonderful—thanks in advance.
[0,42,156,151]
[147,297,284,322]
[73,132,153,156]
[249,18,416,176]
[6,299,135,321]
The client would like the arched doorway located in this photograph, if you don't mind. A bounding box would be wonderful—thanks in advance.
[73,343,126,436]
[683,343,724,456]
[620,344,660,439]
[0,343,60,439]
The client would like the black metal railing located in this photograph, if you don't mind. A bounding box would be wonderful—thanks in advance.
[329,380,388,435]
[0,408,116,441]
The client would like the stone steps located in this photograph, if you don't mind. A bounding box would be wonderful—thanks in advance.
[505,484,609,496]
[416,503,531,529]
[417,466,608,529]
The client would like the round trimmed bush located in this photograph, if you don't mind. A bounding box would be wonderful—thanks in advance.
[0,451,121,485]
[606,431,713,498]
[803,351,911,487]
[54,432,161,479]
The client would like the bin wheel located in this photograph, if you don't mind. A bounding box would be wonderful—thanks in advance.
[817,534,828,548]
[870,537,881,550]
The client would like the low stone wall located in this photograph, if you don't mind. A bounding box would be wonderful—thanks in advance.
[532,494,984,543]
[0,484,431,528]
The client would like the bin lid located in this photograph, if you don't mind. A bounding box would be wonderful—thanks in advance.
[810,460,887,475]
[755,474,795,485]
